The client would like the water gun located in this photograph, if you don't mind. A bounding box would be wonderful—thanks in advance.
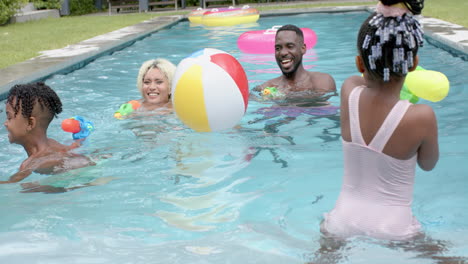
[400,84,419,104]
[61,116,95,140]
[262,87,283,98]
[114,100,141,119]
[400,66,450,103]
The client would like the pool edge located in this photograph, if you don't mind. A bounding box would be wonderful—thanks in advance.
[0,15,184,101]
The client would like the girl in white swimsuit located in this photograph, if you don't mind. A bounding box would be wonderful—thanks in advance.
[322,0,438,241]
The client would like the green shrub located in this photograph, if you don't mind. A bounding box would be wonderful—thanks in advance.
[184,0,199,7]
[0,0,27,25]
[70,0,96,15]
[32,0,62,10]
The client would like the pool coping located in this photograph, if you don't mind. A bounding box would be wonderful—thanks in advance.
[1,5,467,100]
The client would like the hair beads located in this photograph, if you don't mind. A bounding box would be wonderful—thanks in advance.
[361,12,424,82]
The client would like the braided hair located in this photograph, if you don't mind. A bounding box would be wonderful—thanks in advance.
[381,0,424,15]
[357,0,424,82]
[7,82,62,123]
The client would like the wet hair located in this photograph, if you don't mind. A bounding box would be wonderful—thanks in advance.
[7,82,62,123]
[381,0,424,15]
[276,24,304,43]
[357,0,424,82]
[136,58,176,98]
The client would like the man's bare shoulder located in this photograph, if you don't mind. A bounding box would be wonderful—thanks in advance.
[308,72,336,93]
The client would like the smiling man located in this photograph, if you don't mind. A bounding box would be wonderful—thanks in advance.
[253,24,336,100]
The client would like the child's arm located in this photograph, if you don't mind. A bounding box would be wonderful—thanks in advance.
[0,169,33,184]
[20,176,116,193]
[416,105,439,171]
[1,154,64,184]
[68,138,86,149]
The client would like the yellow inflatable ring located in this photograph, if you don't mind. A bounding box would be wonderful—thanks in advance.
[188,8,206,24]
[200,6,259,27]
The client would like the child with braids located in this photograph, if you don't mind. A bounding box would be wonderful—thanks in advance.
[2,82,95,186]
[322,0,438,241]
[308,2,468,263]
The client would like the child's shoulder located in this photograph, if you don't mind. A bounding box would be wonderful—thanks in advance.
[342,75,365,87]
[341,75,365,96]
[405,103,437,125]
[27,141,93,175]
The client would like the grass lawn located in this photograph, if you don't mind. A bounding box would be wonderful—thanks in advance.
[423,0,468,27]
[0,0,466,69]
[0,12,185,69]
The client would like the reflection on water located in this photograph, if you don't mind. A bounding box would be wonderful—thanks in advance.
[155,132,258,232]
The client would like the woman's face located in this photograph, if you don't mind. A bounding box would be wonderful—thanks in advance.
[142,67,170,105]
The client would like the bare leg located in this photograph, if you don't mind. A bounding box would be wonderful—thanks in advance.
[386,234,468,264]
[308,232,467,264]
[306,233,348,264]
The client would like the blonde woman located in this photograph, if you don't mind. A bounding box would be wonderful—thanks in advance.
[115,58,176,118]
[136,58,176,112]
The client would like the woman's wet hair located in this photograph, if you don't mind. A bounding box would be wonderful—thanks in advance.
[7,82,62,122]
[136,58,176,98]
[357,0,424,82]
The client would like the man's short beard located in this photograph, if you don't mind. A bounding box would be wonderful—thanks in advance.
[283,71,294,78]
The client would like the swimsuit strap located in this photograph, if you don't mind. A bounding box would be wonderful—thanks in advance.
[348,86,366,145]
[369,99,411,152]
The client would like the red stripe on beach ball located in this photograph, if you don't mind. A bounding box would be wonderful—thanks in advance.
[210,53,249,110]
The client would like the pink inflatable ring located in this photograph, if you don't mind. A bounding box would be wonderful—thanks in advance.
[237,26,318,54]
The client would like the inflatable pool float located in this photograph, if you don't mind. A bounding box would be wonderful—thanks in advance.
[188,8,206,24]
[188,7,237,25]
[237,26,318,54]
[200,6,259,27]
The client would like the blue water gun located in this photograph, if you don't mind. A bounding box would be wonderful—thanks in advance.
[61,116,95,140]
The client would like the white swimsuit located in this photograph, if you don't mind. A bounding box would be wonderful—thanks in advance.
[322,86,421,240]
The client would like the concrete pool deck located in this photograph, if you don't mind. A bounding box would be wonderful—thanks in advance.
[1,4,467,100]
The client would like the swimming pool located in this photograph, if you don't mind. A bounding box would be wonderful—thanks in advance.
[1,11,467,263]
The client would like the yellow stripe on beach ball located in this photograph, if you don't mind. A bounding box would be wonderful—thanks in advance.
[173,65,210,132]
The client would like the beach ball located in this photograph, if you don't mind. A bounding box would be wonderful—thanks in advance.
[172,48,249,132]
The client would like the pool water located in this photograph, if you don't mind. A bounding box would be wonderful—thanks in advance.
[1,12,467,263]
